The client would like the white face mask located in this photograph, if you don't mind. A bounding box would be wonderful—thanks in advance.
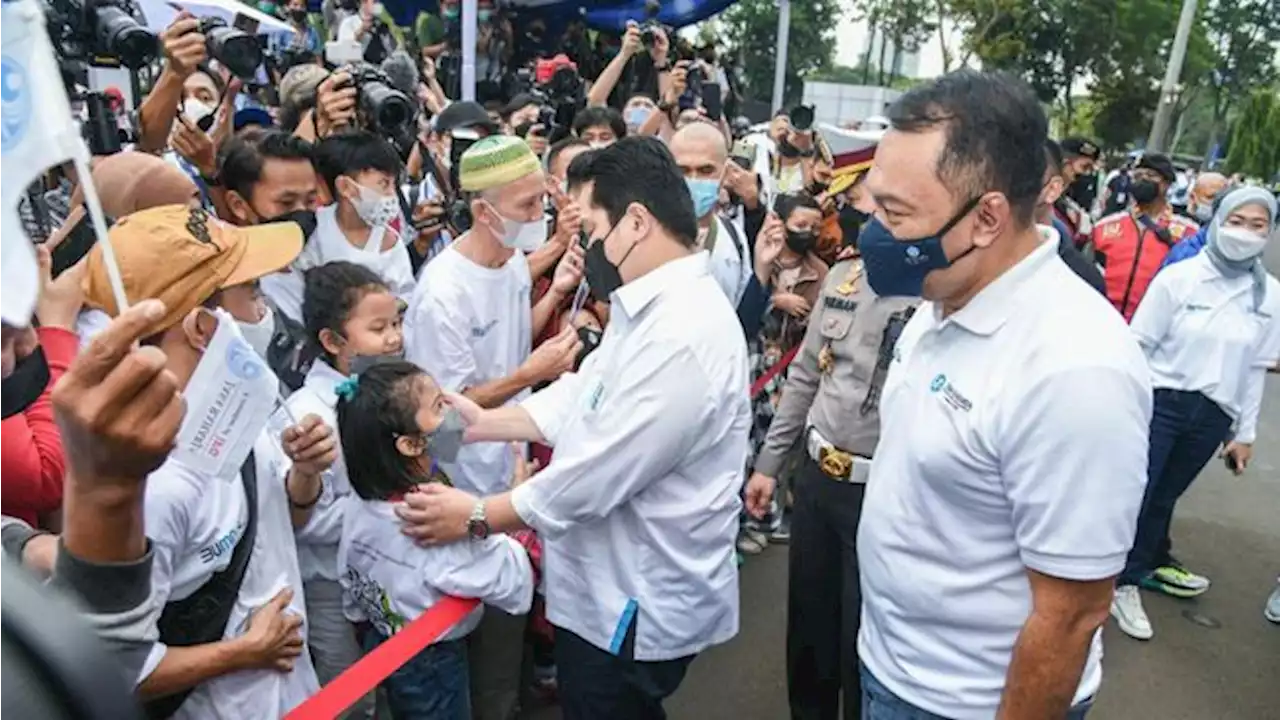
[182,97,215,126]
[350,182,400,227]
[488,203,547,251]
[1216,225,1268,262]
[236,305,275,360]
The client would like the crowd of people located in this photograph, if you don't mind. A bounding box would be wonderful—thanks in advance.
[3,2,1280,720]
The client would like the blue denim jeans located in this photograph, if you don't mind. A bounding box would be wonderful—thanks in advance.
[860,663,1092,719]
[1119,389,1231,586]
[363,630,470,720]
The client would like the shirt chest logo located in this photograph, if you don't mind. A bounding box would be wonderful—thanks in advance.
[929,373,972,412]
[199,523,244,563]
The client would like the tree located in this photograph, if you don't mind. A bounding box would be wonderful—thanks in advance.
[1200,0,1280,161]
[850,0,937,85]
[721,0,842,105]
[1226,88,1280,180]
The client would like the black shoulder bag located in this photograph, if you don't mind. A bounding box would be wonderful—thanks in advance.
[144,454,259,719]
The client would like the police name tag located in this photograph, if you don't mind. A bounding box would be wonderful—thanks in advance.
[172,310,280,478]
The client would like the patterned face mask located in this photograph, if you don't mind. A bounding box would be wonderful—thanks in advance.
[350,181,400,228]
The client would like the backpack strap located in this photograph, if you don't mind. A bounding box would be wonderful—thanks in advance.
[145,454,259,720]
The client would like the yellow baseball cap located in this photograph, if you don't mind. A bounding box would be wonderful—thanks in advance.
[83,205,302,335]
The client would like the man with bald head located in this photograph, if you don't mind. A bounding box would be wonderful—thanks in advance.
[1161,171,1231,269]
[669,122,752,304]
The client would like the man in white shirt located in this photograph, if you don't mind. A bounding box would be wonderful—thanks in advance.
[79,206,338,718]
[396,136,752,719]
[402,134,581,720]
[669,123,752,306]
[854,71,1152,719]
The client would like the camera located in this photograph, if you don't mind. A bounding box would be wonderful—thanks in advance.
[43,0,157,70]
[679,62,705,110]
[198,17,262,80]
[640,20,661,49]
[340,63,415,137]
[790,104,815,132]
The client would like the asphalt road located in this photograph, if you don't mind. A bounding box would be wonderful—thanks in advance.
[529,236,1280,720]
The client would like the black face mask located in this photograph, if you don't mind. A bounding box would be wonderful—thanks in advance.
[784,228,816,255]
[2,348,50,420]
[574,326,602,370]
[583,222,637,302]
[262,208,318,240]
[288,8,307,22]
[1130,179,1161,205]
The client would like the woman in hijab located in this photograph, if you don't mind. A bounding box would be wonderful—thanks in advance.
[1112,186,1279,641]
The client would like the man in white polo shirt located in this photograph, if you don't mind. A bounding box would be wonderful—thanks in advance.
[854,71,1152,719]
[396,136,751,719]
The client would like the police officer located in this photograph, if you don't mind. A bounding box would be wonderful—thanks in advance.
[745,251,917,720]
[1055,136,1100,245]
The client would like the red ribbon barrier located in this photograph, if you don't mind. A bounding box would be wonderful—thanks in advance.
[285,596,480,720]
[750,345,801,399]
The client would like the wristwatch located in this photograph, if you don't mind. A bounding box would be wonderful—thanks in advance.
[467,500,491,540]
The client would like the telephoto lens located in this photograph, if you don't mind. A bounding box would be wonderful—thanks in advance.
[199,18,262,80]
[93,4,157,69]
[347,65,414,135]
[790,104,815,132]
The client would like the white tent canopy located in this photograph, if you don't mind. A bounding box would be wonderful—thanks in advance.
[135,0,294,36]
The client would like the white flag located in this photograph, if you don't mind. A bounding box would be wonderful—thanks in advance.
[2,0,130,321]
[1,0,84,325]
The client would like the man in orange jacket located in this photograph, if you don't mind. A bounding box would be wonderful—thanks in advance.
[1091,153,1198,321]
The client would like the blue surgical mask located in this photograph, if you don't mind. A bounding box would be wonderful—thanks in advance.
[624,106,653,128]
[686,177,721,218]
[858,197,981,297]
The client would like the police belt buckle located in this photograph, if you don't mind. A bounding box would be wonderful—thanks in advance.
[818,446,854,480]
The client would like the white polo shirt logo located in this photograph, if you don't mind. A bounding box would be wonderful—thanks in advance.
[929,372,972,413]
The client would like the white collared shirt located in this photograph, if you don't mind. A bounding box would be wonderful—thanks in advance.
[857,234,1153,719]
[288,360,354,582]
[706,215,751,307]
[261,204,417,323]
[511,252,751,661]
[137,432,319,718]
[1132,253,1280,443]
[405,244,532,495]
[339,499,533,641]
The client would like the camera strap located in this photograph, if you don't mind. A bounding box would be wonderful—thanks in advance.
[1,348,50,420]
[145,453,259,720]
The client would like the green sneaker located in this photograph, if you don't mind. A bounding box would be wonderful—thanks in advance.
[1143,564,1210,598]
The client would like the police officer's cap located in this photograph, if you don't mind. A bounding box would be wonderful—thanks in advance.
[1060,137,1100,161]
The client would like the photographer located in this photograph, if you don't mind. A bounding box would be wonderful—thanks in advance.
[586,20,666,112]
[136,12,211,153]
[336,0,398,65]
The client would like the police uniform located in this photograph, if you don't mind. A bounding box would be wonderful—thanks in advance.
[753,259,917,720]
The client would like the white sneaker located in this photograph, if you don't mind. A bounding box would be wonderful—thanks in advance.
[1111,585,1154,640]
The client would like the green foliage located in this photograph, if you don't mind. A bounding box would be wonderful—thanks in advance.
[721,0,842,105]
[1226,89,1280,180]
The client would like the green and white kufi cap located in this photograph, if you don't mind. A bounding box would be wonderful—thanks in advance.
[459,136,540,192]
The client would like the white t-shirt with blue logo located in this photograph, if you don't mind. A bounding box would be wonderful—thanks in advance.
[404,243,532,496]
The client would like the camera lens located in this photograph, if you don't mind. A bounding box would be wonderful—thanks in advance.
[205,24,263,79]
[361,81,413,133]
[95,6,158,69]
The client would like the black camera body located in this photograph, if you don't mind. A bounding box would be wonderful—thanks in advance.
[198,17,262,80]
[639,20,662,49]
[679,62,705,110]
[340,63,415,138]
[43,0,157,70]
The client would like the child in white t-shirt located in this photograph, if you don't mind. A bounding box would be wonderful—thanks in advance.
[335,361,534,719]
[263,131,416,323]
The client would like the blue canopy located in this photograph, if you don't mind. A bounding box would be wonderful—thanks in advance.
[377,0,736,33]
